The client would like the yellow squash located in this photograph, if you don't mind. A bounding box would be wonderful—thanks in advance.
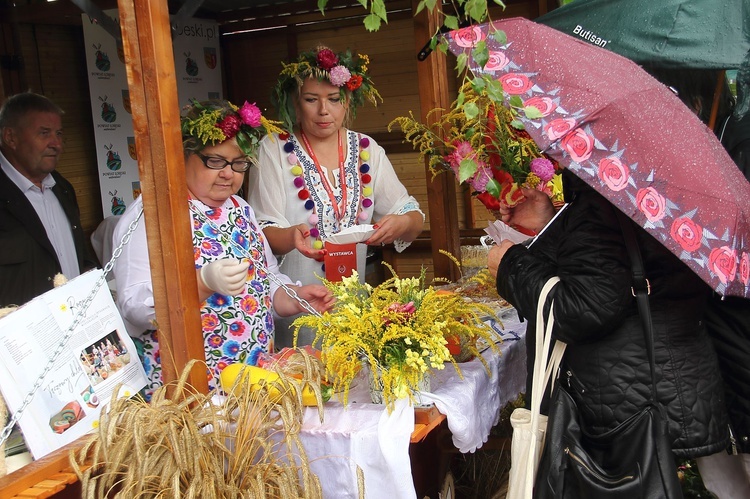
[220,364,332,406]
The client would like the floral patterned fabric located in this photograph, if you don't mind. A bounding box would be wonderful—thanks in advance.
[120,195,278,400]
[447,18,750,298]
[192,197,274,387]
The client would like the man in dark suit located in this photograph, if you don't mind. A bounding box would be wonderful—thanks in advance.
[0,92,95,307]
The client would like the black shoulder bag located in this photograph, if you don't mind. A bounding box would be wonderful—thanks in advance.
[533,211,684,498]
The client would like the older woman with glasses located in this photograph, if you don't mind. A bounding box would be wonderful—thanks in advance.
[113,99,335,399]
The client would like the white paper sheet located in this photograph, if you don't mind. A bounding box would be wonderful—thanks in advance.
[484,220,532,245]
[0,269,148,458]
[324,224,377,245]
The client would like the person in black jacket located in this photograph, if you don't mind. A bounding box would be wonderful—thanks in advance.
[488,170,729,466]
[0,92,95,307]
[646,65,750,497]
[652,66,750,497]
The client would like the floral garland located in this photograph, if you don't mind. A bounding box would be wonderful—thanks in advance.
[181,99,282,158]
[272,47,382,131]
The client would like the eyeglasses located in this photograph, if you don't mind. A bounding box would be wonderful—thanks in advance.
[195,153,254,173]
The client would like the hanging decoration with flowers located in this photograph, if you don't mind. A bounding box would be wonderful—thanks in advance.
[389,71,563,216]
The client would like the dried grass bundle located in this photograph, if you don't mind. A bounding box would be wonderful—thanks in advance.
[70,359,340,498]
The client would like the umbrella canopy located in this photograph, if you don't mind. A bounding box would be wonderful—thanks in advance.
[535,0,750,69]
[446,18,750,298]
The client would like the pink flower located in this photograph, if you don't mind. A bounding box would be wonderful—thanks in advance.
[316,49,338,70]
[545,118,577,141]
[485,51,509,72]
[524,96,556,117]
[709,246,738,285]
[499,73,534,95]
[740,252,750,286]
[635,187,666,223]
[598,157,629,191]
[470,164,492,192]
[670,217,703,253]
[560,128,594,163]
[530,158,555,182]
[238,101,262,127]
[329,65,351,87]
[452,26,486,48]
[216,114,242,139]
[446,141,475,168]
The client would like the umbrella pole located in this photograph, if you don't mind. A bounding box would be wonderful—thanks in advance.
[708,70,726,131]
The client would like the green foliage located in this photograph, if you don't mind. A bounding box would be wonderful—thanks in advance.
[678,459,714,498]
[319,0,497,36]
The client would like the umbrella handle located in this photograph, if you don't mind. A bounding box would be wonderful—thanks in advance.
[708,70,726,132]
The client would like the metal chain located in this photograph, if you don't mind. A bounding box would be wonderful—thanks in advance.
[1,201,326,447]
[188,201,323,318]
[0,207,144,447]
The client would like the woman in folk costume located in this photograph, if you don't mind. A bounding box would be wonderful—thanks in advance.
[247,46,424,347]
[114,99,334,399]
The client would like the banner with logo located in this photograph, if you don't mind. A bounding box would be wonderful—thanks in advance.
[82,12,222,216]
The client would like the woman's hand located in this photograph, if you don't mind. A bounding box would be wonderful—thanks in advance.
[498,188,556,234]
[488,241,515,279]
[273,284,336,317]
[292,224,326,260]
[365,212,423,246]
[264,224,325,261]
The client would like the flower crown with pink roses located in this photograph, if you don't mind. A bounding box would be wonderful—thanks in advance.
[181,99,282,158]
[271,46,382,131]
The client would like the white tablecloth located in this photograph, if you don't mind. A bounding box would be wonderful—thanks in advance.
[300,310,528,498]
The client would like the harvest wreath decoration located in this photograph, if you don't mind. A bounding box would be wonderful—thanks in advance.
[389,74,564,215]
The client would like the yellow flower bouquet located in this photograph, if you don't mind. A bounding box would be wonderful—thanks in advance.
[292,267,502,411]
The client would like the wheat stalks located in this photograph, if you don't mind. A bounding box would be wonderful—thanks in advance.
[70,358,341,498]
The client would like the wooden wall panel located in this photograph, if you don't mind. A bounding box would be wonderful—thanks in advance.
[222,31,290,117]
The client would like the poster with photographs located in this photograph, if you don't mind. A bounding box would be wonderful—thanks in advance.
[81,11,222,218]
[0,269,147,458]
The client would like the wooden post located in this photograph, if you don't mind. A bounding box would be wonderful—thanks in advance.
[117,0,208,392]
[412,0,461,281]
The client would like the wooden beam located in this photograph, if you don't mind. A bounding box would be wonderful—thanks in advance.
[118,0,208,392]
[220,1,412,35]
[0,1,120,26]
[0,440,84,498]
[411,0,460,281]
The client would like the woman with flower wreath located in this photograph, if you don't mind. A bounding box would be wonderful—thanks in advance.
[246,46,425,348]
[113,99,335,399]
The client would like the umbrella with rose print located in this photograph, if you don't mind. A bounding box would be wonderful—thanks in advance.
[447,18,750,298]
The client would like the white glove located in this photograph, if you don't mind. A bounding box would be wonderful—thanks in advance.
[199,258,250,296]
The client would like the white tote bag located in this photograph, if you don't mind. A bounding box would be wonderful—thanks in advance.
[506,277,566,499]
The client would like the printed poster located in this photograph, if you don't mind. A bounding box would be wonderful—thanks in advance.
[0,269,148,458]
[81,11,223,217]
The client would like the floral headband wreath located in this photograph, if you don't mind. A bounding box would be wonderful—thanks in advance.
[181,99,282,159]
[271,46,382,131]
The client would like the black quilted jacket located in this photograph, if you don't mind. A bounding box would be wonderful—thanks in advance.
[496,171,729,458]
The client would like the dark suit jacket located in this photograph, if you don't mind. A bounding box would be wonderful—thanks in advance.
[0,166,94,307]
